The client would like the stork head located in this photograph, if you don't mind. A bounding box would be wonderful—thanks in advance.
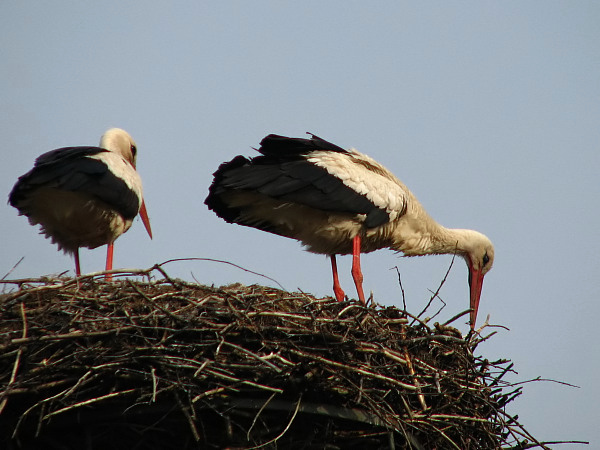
[100,128,152,240]
[100,128,138,168]
[457,230,494,330]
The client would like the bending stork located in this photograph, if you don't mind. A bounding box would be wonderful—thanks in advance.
[9,128,153,279]
[205,133,494,328]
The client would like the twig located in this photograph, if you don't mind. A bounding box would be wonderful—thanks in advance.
[154,257,286,290]
[392,266,407,311]
[401,326,427,411]
[43,389,137,419]
[414,253,456,323]
[509,441,589,449]
[442,309,470,327]
[288,349,419,391]
[127,280,186,322]
[245,394,303,449]
[1,257,25,282]
[0,302,27,414]
[220,341,282,373]
[247,392,277,440]
[506,376,580,389]
[5,327,135,348]
[151,367,158,403]
[175,393,201,442]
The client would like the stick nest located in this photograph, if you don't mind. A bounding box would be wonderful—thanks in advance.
[0,271,546,449]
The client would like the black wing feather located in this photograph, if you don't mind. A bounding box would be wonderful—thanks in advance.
[9,146,140,220]
[205,134,390,230]
[34,146,104,166]
[257,133,348,158]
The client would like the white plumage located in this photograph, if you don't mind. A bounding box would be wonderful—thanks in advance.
[206,133,495,329]
[9,128,153,279]
[308,150,408,221]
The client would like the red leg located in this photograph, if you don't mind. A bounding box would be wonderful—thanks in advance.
[74,249,81,277]
[351,235,366,304]
[330,255,345,302]
[105,243,114,281]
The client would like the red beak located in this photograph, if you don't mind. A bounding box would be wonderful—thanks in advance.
[468,265,485,330]
[139,199,153,239]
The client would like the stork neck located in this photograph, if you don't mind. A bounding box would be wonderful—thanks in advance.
[391,217,471,258]
[429,227,473,256]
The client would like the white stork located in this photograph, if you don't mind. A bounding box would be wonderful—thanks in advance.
[9,128,153,279]
[205,133,494,329]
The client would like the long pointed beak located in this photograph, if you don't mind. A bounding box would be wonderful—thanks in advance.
[139,199,153,239]
[468,267,485,330]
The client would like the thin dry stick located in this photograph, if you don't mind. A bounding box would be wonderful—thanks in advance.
[6,327,135,347]
[151,367,158,403]
[220,341,282,373]
[43,389,136,419]
[414,253,456,323]
[515,441,589,449]
[288,349,419,391]
[175,393,201,442]
[245,394,303,450]
[247,392,277,440]
[400,323,427,411]
[0,302,27,414]
[393,266,407,311]
[442,309,470,327]
[155,257,286,290]
[127,280,186,322]
[191,387,228,403]
[1,257,25,282]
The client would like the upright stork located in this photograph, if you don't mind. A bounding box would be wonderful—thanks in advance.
[9,128,153,279]
[205,133,494,329]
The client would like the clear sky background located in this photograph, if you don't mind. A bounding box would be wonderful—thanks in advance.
[1,2,597,447]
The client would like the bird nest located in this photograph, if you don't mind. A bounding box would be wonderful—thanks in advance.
[0,268,549,449]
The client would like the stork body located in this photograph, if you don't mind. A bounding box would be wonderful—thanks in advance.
[205,133,494,328]
[9,128,152,279]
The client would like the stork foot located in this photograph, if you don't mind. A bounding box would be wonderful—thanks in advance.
[333,284,346,302]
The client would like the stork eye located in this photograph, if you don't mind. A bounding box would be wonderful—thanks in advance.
[483,253,490,266]
[130,144,137,157]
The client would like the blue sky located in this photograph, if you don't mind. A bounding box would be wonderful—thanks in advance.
[1,2,598,446]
